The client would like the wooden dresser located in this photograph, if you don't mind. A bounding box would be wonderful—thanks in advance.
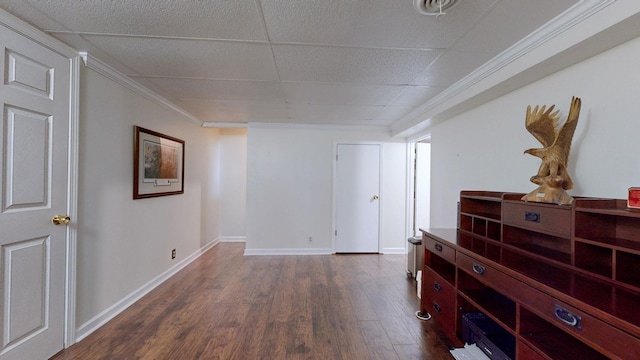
[420,191,640,359]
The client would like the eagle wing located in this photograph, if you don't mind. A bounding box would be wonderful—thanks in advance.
[553,96,581,165]
[526,104,560,147]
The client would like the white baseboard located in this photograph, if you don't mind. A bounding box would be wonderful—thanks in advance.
[243,248,333,256]
[74,238,220,342]
[243,248,406,255]
[219,236,246,243]
[381,247,407,255]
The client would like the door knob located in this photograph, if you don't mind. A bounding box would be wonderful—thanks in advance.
[372,195,379,200]
[51,215,71,225]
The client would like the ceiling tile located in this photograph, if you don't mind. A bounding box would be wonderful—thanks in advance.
[51,33,141,76]
[141,78,285,103]
[179,100,289,123]
[282,82,405,106]
[66,35,279,80]
[372,105,417,124]
[7,0,267,40]
[452,0,580,53]
[286,103,383,123]
[273,45,442,84]
[410,50,494,87]
[260,0,498,48]
[390,86,443,106]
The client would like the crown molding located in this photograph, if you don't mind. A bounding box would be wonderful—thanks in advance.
[201,122,249,128]
[203,120,389,133]
[247,122,389,133]
[0,8,78,58]
[391,0,617,138]
[79,52,202,125]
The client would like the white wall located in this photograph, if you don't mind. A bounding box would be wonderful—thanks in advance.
[219,128,247,240]
[76,66,221,332]
[245,125,407,254]
[430,34,640,228]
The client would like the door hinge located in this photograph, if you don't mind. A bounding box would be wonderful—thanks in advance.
[335,230,337,236]
[336,154,338,161]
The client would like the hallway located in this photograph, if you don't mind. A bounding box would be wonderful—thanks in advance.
[52,243,452,359]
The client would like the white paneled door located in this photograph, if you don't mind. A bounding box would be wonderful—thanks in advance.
[0,24,70,360]
[335,144,380,253]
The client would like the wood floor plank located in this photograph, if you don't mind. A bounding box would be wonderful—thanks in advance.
[345,282,379,321]
[51,243,453,360]
[360,320,401,360]
[220,303,270,359]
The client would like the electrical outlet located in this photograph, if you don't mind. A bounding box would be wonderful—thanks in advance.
[171,249,176,259]
[308,236,313,243]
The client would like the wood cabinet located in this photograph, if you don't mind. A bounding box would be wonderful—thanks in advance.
[421,191,640,360]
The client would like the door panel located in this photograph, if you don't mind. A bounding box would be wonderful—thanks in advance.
[0,23,69,360]
[335,144,380,253]
[6,49,54,99]
[3,237,48,347]
[3,107,50,210]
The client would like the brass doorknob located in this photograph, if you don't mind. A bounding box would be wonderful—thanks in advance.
[51,215,71,225]
[372,195,379,200]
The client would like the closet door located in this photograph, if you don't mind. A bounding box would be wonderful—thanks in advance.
[335,144,381,253]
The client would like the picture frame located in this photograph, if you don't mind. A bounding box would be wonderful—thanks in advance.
[133,126,185,199]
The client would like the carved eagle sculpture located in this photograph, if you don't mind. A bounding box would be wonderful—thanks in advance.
[522,96,581,204]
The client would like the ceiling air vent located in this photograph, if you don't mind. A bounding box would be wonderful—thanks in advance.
[413,0,458,16]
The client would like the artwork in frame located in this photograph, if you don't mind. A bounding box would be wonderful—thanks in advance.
[133,126,185,199]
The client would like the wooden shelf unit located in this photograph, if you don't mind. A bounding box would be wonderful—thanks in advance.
[458,191,504,241]
[420,191,640,360]
[573,198,640,291]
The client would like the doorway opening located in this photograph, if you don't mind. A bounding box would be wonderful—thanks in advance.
[407,138,431,238]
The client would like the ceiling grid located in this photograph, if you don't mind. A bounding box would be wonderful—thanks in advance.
[1,0,582,131]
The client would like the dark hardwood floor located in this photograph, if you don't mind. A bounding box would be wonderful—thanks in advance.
[52,243,454,359]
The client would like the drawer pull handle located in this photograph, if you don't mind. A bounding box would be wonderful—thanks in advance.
[554,304,582,329]
[433,282,442,292]
[472,263,486,276]
[482,345,493,356]
[433,302,442,313]
[525,211,540,223]
[434,243,443,252]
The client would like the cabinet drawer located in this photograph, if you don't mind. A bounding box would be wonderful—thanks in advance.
[519,291,640,360]
[423,235,456,264]
[427,297,456,336]
[502,202,571,237]
[457,252,526,297]
[422,270,456,335]
[423,268,456,306]
[421,264,461,346]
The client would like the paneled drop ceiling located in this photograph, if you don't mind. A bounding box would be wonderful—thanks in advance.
[1,0,581,132]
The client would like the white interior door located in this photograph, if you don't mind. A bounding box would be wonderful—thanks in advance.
[0,24,70,360]
[335,144,380,253]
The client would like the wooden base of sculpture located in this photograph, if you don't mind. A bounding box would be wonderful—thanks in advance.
[522,183,574,205]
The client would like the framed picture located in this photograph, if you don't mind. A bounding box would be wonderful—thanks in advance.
[133,126,185,199]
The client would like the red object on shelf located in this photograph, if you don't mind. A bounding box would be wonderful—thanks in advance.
[628,187,640,209]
